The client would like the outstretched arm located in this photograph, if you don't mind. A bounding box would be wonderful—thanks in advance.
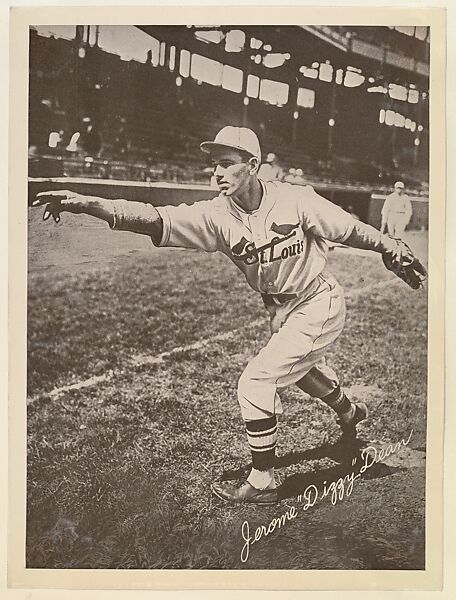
[344,219,396,254]
[33,190,163,244]
[297,185,426,289]
[344,220,426,289]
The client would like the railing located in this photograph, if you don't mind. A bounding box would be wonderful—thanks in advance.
[29,151,428,195]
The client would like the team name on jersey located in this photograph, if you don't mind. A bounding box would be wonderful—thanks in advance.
[230,223,304,265]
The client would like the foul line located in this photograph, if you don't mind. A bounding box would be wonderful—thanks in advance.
[28,277,399,404]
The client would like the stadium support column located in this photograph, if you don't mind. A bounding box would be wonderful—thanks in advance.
[174,30,181,78]
[241,36,251,127]
[377,43,390,175]
[379,79,394,172]
[75,25,84,44]
[289,66,300,145]
[380,81,391,173]
[390,115,397,168]
[413,88,424,168]
[291,106,298,146]
[327,79,337,163]
[174,33,183,128]
[71,27,87,136]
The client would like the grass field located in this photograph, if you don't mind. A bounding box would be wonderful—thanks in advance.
[27,208,428,570]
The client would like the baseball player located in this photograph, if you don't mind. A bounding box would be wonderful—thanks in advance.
[380,181,413,238]
[258,152,283,182]
[33,126,426,505]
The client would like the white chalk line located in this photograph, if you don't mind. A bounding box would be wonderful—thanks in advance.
[28,277,399,404]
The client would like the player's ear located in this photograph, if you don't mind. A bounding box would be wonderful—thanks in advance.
[248,157,260,175]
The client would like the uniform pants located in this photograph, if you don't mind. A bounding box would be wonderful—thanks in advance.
[238,272,346,421]
[386,215,409,238]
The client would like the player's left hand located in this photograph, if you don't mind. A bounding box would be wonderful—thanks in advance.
[382,238,427,289]
[32,190,83,223]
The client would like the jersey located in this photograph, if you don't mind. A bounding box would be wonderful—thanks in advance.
[155,180,356,297]
[381,192,413,221]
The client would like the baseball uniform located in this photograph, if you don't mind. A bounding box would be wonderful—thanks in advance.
[381,191,413,238]
[112,180,355,424]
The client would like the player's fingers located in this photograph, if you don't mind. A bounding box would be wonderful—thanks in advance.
[33,196,63,207]
[33,190,72,206]
[409,274,422,290]
[42,202,62,223]
[413,259,427,277]
[36,190,72,198]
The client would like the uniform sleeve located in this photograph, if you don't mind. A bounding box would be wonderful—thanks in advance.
[156,199,221,252]
[297,185,355,243]
[381,195,391,219]
[110,199,163,243]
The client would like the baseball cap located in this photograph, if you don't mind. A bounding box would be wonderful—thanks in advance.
[200,126,261,162]
[394,181,405,189]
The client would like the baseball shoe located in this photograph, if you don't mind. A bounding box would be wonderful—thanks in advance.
[337,402,368,439]
[211,480,278,505]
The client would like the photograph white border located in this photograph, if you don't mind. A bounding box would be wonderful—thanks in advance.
[5,3,446,593]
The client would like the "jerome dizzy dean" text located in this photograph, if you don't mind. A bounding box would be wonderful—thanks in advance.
[240,430,413,563]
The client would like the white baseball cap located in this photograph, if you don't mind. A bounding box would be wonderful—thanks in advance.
[394,181,405,189]
[200,126,261,162]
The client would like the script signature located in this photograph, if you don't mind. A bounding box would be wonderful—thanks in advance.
[240,429,413,563]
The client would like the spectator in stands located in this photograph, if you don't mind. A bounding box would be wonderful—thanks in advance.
[258,153,283,181]
[294,168,305,185]
[47,129,66,154]
[380,181,413,238]
[284,167,297,183]
[80,116,102,157]
[113,118,129,158]
[29,97,54,155]
[66,131,81,154]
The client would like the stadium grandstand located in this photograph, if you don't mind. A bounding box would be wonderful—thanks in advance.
[28,25,429,212]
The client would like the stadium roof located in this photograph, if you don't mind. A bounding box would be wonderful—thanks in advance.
[137,25,429,90]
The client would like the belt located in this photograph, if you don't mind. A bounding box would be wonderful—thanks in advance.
[262,292,298,307]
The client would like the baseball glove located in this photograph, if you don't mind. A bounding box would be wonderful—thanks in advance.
[382,238,427,289]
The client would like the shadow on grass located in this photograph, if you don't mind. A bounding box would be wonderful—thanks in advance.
[220,437,406,501]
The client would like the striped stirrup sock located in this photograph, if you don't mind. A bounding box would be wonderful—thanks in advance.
[245,415,278,471]
[320,385,352,416]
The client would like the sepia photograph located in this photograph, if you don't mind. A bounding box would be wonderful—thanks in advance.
[7,5,446,590]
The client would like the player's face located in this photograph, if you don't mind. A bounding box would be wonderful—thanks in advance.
[211,149,252,197]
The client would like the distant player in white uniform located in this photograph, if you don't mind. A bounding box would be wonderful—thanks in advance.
[34,126,425,505]
[380,181,413,238]
[257,152,283,182]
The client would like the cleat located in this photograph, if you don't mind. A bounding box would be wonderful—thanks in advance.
[337,402,368,439]
[211,480,278,505]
